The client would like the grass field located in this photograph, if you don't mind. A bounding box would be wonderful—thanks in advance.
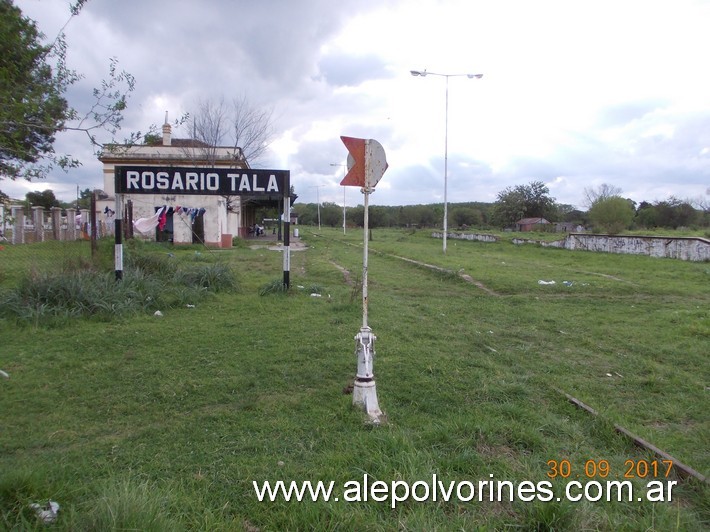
[0,228,708,530]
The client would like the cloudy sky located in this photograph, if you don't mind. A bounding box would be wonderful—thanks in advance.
[5,0,710,209]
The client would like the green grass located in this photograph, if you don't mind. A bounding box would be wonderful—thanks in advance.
[0,229,708,530]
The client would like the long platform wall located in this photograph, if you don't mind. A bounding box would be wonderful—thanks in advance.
[433,232,710,262]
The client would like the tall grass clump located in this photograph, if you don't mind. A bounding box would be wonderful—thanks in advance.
[0,470,48,530]
[125,251,179,279]
[259,278,289,295]
[0,252,237,326]
[175,263,237,292]
[72,478,180,531]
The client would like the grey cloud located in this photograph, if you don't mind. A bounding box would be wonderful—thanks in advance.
[317,53,391,87]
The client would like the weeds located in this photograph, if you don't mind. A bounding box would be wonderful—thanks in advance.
[0,249,237,326]
[259,278,289,296]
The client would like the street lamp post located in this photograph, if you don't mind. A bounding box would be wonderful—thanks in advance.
[310,185,325,230]
[331,163,347,234]
[410,69,482,254]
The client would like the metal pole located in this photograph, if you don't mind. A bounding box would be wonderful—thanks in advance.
[90,191,98,257]
[331,163,348,235]
[114,194,123,281]
[443,75,449,255]
[283,173,291,289]
[410,70,482,253]
[362,186,369,328]
[352,179,383,424]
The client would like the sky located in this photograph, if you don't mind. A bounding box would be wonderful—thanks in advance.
[4,0,710,210]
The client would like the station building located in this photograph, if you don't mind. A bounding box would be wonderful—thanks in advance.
[98,119,285,247]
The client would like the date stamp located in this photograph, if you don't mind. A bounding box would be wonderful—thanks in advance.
[546,459,674,480]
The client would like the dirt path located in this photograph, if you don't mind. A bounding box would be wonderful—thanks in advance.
[329,260,355,286]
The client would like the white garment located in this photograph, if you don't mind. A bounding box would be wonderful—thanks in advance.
[133,207,165,234]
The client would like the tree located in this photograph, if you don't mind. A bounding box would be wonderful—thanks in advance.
[320,202,342,227]
[0,0,135,181]
[187,96,275,166]
[0,0,69,179]
[490,181,558,228]
[26,189,60,210]
[635,201,657,228]
[450,206,482,228]
[292,203,318,226]
[582,183,622,209]
[77,187,93,209]
[653,197,698,229]
[588,196,635,234]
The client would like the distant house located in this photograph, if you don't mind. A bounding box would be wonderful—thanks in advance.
[515,217,550,232]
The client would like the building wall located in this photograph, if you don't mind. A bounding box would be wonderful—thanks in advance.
[128,195,227,246]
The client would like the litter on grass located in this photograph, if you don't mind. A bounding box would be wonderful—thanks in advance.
[30,501,59,524]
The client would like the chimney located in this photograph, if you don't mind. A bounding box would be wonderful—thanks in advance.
[162,111,171,146]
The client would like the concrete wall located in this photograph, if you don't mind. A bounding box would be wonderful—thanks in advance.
[512,233,710,261]
[435,231,709,261]
[433,232,498,243]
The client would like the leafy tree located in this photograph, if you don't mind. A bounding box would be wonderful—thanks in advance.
[450,206,482,228]
[561,208,587,224]
[416,206,436,227]
[588,196,635,234]
[26,189,60,210]
[350,205,364,227]
[321,202,342,227]
[634,201,657,228]
[292,203,318,226]
[490,181,557,228]
[77,187,93,209]
[653,197,698,229]
[401,205,437,227]
[0,0,69,179]
[0,0,135,181]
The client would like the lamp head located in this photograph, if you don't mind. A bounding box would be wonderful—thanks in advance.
[467,73,483,79]
[410,70,427,77]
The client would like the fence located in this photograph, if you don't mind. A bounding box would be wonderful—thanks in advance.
[1,205,115,245]
[0,202,118,288]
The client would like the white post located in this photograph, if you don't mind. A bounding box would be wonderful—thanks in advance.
[351,167,384,424]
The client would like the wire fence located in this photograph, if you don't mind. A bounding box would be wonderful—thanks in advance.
[0,201,116,289]
[0,200,234,290]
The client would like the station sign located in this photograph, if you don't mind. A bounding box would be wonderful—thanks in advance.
[115,165,288,196]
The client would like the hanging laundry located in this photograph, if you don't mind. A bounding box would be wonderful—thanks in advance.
[158,206,168,230]
[133,207,165,234]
